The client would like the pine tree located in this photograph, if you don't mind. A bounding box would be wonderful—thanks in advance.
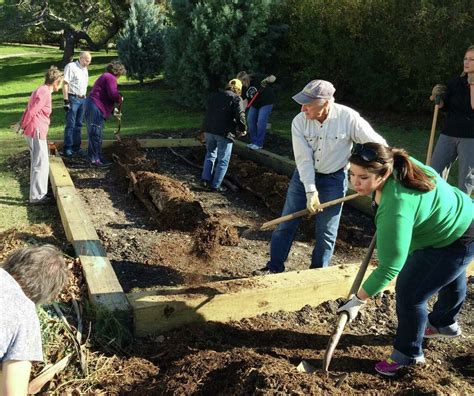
[164,0,281,107]
[117,0,166,84]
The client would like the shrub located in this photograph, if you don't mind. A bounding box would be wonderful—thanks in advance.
[117,0,166,84]
[164,0,284,108]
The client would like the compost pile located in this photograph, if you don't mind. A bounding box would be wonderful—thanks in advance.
[19,132,471,394]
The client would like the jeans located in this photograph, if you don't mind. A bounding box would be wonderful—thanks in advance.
[248,104,273,148]
[391,237,474,365]
[201,133,233,189]
[431,134,474,195]
[63,95,85,153]
[84,98,106,163]
[266,168,348,272]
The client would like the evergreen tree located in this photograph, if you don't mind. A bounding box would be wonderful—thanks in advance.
[164,0,282,107]
[118,0,166,84]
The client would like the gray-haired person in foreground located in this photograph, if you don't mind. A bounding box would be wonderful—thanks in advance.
[0,245,69,395]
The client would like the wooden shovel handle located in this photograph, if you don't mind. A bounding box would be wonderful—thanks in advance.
[426,100,441,166]
[260,193,360,230]
[322,234,377,372]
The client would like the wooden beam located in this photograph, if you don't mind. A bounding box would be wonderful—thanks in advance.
[52,138,201,149]
[49,160,131,316]
[129,260,474,336]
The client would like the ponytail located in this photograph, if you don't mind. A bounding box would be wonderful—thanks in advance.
[391,148,435,192]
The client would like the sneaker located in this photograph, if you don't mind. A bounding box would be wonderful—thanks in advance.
[375,358,406,377]
[61,149,73,158]
[29,196,53,205]
[252,266,280,276]
[424,322,461,339]
[248,144,262,150]
[90,160,112,168]
[210,185,227,193]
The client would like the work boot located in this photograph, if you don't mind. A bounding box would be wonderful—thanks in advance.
[210,185,227,193]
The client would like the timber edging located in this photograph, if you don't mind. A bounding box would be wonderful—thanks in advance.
[49,157,131,322]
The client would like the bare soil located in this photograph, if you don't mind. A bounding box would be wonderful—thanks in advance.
[3,133,472,394]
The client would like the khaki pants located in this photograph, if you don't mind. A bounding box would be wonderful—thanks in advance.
[26,129,49,202]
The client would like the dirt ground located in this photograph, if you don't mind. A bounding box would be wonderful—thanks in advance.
[3,133,473,394]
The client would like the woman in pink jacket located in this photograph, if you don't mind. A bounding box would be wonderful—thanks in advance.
[20,66,63,204]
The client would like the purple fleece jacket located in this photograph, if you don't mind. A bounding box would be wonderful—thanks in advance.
[89,72,122,118]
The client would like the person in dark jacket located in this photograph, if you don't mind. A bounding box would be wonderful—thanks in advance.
[201,79,247,192]
[237,71,276,150]
[430,44,474,195]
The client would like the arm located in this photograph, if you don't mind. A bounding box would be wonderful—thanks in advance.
[233,97,247,132]
[1,360,32,396]
[292,116,317,192]
[105,75,122,104]
[350,112,387,146]
[20,89,49,129]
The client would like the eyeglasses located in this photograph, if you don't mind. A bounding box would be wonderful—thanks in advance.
[351,144,386,164]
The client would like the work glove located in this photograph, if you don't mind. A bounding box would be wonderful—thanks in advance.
[261,74,276,87]
[429,84,446,101]
[10,122,23,134]
[113,106,122,120]
[337,294,366,322]
[468,74,474,85]
[306,191,322,214]
[63,99,71,112]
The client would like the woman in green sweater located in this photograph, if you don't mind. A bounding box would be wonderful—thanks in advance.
[338,142,473,376]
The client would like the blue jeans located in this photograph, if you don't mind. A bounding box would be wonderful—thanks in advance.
[63,95,85,153]
[84,98,106,163]
[248,104,273,148]
[391,236,474,365]
[201,133,233,189]
[267,168,348,272]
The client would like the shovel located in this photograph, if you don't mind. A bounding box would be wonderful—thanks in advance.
[322,233,377,372]
[260,193,360,231]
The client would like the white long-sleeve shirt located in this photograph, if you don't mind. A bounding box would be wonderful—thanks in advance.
[292,103,387,193]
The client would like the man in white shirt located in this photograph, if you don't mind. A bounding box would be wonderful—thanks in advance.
[255,80,387,275]
[62,51,91,157]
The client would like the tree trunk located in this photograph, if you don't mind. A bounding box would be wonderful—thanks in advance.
[61,30,76,68]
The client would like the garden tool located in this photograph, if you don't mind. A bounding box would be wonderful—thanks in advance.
[113,103,123,142]
[322,234,376,372]
[426,95,442,166]
[260,193,360,230]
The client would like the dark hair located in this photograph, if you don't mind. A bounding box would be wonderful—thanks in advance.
[106,60,126,77]
[44,66,63,85]
[349,143,435,192]
[2,245,69,304]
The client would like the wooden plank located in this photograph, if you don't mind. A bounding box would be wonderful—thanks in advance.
[129,260,474,336]
[52,138,201,149]
[49,156,74,196]
[55,186,130,314]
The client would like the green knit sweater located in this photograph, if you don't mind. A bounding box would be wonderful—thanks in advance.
[362,159,473,296]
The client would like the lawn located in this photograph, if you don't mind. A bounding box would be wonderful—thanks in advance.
[0,44,444,231]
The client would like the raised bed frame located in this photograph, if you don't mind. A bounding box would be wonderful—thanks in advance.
[50,139,474,336]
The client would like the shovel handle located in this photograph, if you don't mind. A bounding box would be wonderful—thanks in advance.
[322,234,377,372]
[426,101,440,166]
[260,193,360,230]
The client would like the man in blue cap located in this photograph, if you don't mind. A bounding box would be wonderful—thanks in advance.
[255,79,387,275]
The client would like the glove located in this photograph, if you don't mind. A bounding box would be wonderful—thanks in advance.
[429,84,446,101]
[468,74,474,85]
[63,99,71,112]
[337,294,366,322]
[236,130,247,137]
[261,75,276,87]
[113,107,122,120]
[10,122,23,134]
[306,191,321,214]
